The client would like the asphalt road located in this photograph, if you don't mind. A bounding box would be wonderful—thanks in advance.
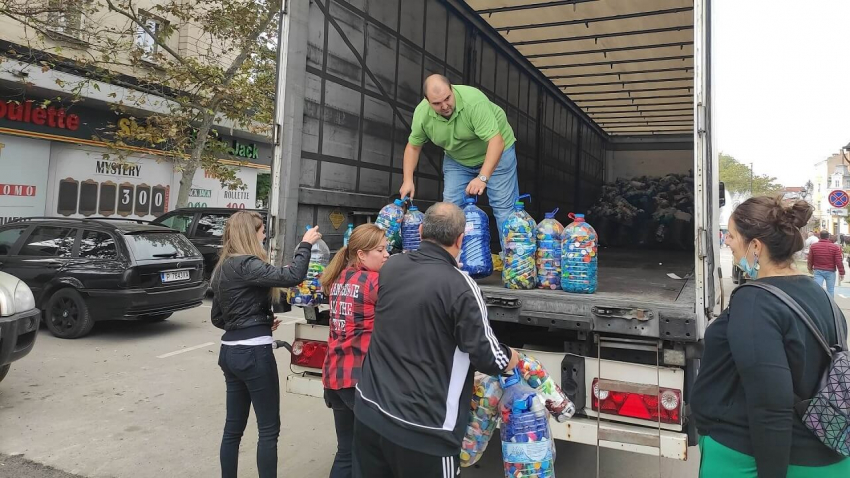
[1,248,847,478]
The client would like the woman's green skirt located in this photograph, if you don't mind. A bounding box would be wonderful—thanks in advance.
[699,436,850,478]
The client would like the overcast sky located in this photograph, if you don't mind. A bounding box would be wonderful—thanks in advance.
[714,0,850,187]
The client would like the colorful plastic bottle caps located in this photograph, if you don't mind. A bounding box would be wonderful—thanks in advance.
[460,373,503,467]
[517,352,576,423]
[401,205,424,252]
[287,225,330,306]
[376,198,406,253]
[461,197,494,278]
[499,369,556,478]
[561,213,598,294]
[536,209,564,290]
[502,195,537,289]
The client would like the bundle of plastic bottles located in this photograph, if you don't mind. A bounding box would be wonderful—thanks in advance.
[536,210,564,290]
[460,354,574,468]
[286,226,330,306]
[376,198,406,254]
[517,352,575,423]
[502,195,537,289]
[460,197,494,278]
[460,373,503,467]
[561,213,598,294]
[401,205,424,252]
[500,369,556,478]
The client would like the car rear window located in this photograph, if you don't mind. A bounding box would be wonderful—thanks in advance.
[125,232,200,261]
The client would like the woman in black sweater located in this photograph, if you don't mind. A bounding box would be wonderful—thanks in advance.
[211,211,322,478]
[692,197,849,477]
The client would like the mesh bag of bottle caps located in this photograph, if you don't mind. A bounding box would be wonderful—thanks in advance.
[460,354,575,468]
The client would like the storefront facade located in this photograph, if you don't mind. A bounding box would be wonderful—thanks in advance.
[0,94,271,225]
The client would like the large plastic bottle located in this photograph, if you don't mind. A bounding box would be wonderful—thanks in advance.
[561,213,598,294]
[342,223,354,247]
[536,209,564,290]
[401,206,424,252]
[376,198,405,253]
[499,368,556,478]
[460,197,493,278]
[501,194,536,289]
[286,225,331,306]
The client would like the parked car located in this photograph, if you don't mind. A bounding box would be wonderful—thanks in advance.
[151,207,267,281]
[0,217,208,339]
[0,271,39,383]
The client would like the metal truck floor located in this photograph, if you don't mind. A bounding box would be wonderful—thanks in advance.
[477,248,696,309]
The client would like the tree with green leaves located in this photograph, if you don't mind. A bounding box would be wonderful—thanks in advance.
[0,0,279,207]
[719,153,784,196]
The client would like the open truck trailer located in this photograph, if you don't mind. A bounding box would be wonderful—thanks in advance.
[268,0,720,461]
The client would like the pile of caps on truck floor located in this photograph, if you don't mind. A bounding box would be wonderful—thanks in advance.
[587,172,695,250]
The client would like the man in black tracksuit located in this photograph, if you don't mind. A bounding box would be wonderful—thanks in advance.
[354,202,519,478]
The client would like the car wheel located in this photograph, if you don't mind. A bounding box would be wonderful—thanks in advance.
[45,288,95,339]
[0,364,9,383]
[140,313,172,322]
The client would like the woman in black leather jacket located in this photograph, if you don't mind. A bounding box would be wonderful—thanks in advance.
[211,211,321,478]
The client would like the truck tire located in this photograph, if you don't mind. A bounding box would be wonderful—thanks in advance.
[0,364,9,383]
[140,313,172,322]
[45,288,95,339]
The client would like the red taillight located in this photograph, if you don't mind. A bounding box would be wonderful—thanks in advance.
[290,339,328,369]
[591,378,681,425]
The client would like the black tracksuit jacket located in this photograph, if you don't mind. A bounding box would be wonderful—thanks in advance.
[354,241,512,456]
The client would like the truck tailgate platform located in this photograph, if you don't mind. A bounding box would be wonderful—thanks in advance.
[477,248,697,341]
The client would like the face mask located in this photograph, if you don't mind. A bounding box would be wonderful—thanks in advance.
[738,242,760,279]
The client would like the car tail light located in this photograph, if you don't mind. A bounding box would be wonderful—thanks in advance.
[290,339,328,369]
[591,378,681,425]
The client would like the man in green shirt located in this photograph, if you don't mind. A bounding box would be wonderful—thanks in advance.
[399,74,519,243]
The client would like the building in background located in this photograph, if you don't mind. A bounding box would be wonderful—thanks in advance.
[810,153,850,235]
[0,1,272,225]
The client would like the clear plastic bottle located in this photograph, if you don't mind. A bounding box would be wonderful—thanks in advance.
[561,213,598,294]
[401,206,424,252]
[376,198,405,253]
[460,197,493,278]
[286,225,331,306]
[499,369,556,478]
[501,194,536,289]
[342,223,354,247]
[536,209,564,290]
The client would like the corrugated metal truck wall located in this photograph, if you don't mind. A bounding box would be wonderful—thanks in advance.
[302,0,606,249]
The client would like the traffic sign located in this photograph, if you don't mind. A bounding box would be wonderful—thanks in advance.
[829,190,849,208]
[830,208,849,217]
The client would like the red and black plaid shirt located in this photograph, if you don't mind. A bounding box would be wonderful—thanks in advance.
[322,267,379,390]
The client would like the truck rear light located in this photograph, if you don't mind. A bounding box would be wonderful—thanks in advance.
[591,378,681,425]
[290,339,327,369]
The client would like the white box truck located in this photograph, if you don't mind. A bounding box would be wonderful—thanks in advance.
[268,0,720,462]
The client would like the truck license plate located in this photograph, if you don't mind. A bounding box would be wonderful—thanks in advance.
[161,270,190,283]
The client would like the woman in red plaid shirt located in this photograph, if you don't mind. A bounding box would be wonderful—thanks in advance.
[319,224,389,478]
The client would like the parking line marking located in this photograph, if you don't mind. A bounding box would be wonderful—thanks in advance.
[840,294,848,299]
[157,342,215,359]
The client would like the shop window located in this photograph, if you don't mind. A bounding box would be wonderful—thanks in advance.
[57,178,79,216]
[79,230,117,260]
[99,181,117,216]
[117,183,134,216]
[19,226,76,257]
[134,183,151,216]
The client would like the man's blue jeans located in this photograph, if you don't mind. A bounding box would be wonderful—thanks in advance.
[442,144,520,249]
[813,269,837,297]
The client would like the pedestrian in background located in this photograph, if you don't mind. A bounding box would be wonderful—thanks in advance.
[211,211,322,478]
[353,202,519,478]
[693,196,850,477]
[803,231,818,259]
[319,224,389,478]
[808,230,845,296]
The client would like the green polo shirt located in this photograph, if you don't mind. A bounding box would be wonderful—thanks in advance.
[408,85,516,167]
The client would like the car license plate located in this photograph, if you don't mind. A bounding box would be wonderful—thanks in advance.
[161,270,190,283]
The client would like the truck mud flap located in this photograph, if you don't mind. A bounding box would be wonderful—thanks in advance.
[561,354,586,411]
